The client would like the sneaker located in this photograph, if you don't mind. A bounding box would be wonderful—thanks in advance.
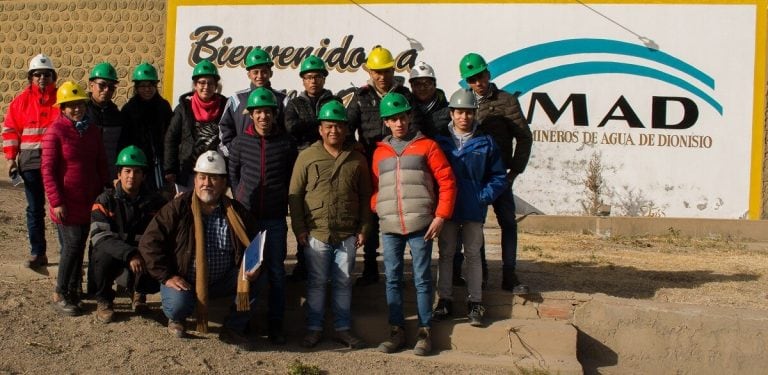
[301,330,323,348]
[51,293,79,316]
[502,269,530,295]
[335,329,366,349]
[413,327,432,356]
[219,327,255,351]
[432,298,453,321]
[467,302,486,327]
[377,326,406,353]
[25,255,48,269]
[96,301,114,323]
[131,293,149,314]
[167,320,186,338]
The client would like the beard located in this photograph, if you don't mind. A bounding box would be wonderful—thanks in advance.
[197,189,219,204]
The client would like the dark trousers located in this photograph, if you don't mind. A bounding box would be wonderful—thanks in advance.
[362,214,380,274]
[55,224,88,297]
[20,169,46,257]
[89,246,159,303]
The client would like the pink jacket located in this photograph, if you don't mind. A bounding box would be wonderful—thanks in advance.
[41,115,109,225]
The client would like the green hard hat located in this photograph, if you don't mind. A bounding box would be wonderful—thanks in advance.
[317,100,347,122]
[115,145,148,167]
[379,93,412,118]
[459,53,488,79]
[192,60,220,80]
[132,62,159,82]
[245,47,273,70]
[300,55,328,77]
[247,87,278,110]
[90,62,118,82]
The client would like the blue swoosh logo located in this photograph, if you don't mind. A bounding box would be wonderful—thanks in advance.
[462,38,722,114]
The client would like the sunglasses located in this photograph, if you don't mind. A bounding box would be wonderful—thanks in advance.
[93,81,117,91]
[32,71,53,78]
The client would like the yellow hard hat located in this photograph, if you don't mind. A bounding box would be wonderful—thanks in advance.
[56,81,88,105]
[366,45,395,70]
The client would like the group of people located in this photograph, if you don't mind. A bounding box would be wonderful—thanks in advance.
[2,45,532,356]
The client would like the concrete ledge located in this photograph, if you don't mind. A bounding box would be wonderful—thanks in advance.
[518,215,768,240]
[573,294,768,374]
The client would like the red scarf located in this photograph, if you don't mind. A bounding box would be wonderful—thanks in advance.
[191,92,222,123]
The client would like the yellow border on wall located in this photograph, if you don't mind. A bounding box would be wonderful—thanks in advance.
[164,0,768,219]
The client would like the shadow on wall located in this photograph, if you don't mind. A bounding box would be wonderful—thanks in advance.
[520,260,758,299]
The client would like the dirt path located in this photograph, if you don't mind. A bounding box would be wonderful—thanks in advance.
[1,182,766,374]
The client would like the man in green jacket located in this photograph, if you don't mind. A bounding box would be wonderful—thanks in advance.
[288,100,372,350]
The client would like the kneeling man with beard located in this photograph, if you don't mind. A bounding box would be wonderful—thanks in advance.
[139,151,260,350]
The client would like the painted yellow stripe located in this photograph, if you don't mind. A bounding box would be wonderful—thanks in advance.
[163,0,180,103]
[749,0,767,219]
[170,0,761,5]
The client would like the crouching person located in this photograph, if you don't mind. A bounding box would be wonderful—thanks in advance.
[89,146,167,323]
[139,151,260,350]
[433,90,508,327]
[288,101,372,349]
[372,93,456,356]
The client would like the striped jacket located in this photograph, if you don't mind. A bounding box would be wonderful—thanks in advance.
[371,132,456,235]
[2,84,58,170]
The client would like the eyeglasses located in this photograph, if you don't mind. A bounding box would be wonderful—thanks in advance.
[32,71,53,78]
[411,80,435,88]
[93,81,117,91]
[195,79,216,87]
[302,75,325,82]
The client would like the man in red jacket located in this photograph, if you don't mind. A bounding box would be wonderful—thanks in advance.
[2,54,58,269]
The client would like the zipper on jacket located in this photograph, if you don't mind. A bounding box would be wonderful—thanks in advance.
[395,156,407,234]
[259,137,266,216]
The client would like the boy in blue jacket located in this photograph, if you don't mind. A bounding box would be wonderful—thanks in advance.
[434,89,508,327]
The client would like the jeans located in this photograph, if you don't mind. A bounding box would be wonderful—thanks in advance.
[20,169,46,257]
[55,224,89,297]
[453,186,517,272]
[160,267,257,332]
[438,221,484,303]
[362,214,380,274]
[252,218,287,325]
[381,228,433,327]
[304,235,356,331]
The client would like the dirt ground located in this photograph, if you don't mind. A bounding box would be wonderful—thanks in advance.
[1,181,766,374]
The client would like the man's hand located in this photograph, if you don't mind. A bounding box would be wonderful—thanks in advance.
[6,159,17,178]
[355,232,366,248]
[128,254,145,274]
[244,269,260,281]
[164,275,191,291]
[296,232,308,247]
[53,206,66,222]
[424,217,445,241]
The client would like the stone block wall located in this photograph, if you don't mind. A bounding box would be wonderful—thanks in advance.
[0,0,166,123]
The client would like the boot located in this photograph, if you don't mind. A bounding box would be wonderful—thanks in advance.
[432,298,453,321]
[502,267,530,295]
[25,255,48,269]
[467,302,485,327]
[132,292,149,314]
[377,326,406,353]
[96,301,114,323]
[413,327,432,356]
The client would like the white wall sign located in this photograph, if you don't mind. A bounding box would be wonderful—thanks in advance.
[165,0,767,219]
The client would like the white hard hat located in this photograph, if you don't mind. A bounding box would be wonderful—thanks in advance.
[29,54,55,72]
[194,151,227,175]
[409,61,436,81]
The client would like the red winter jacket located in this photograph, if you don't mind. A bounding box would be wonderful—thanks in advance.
[2,84,58,170]
[41,115,109,225]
